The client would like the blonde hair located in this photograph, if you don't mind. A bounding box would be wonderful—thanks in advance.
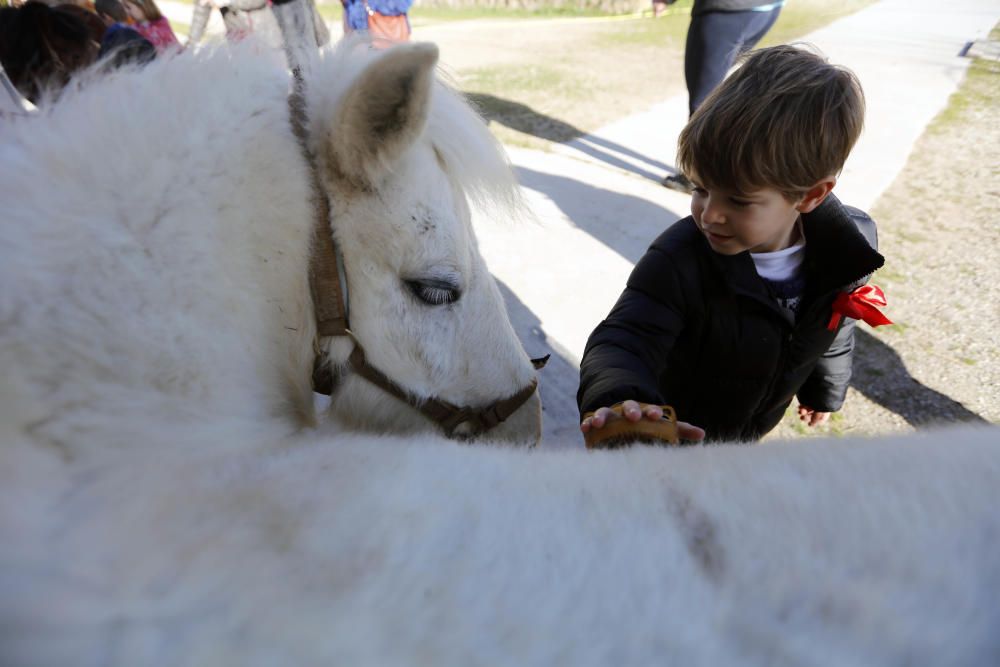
[677,44,865,200]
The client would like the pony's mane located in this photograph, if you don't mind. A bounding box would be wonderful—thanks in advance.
[21,39,289,124]
[305,37,524,218]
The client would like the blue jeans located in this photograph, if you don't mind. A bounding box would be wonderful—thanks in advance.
[684,7,782,115]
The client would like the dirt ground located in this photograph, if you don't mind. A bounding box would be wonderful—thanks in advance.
[768,46,1000,440]
[420,16,689,149]
[421,14,1000,439]
[417,1,875,150]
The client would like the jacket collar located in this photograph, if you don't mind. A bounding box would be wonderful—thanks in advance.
[801,193,884,294]
[698,192,885,309]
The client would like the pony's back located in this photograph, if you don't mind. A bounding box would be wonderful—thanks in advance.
[1,420,998,665]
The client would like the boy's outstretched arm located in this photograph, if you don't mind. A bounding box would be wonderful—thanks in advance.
[577,247,703,440]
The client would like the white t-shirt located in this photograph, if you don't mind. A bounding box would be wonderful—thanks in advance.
[751,230,807,321]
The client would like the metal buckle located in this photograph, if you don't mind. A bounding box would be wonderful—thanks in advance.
[443,407,496,440]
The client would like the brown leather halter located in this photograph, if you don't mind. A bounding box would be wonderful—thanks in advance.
[289,82,546,440]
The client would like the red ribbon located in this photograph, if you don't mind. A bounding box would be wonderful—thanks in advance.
[827,284,893,331]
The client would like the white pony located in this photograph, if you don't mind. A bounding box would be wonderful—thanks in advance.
[0,38,541,453]
[1,40,999,667]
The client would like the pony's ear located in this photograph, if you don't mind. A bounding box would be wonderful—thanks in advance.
[327,42,439,188]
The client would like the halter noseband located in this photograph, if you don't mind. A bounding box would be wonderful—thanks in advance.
[308,219,545,438]
[291,82,544,440]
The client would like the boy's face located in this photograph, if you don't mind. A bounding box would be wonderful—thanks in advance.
[689,179,804,256]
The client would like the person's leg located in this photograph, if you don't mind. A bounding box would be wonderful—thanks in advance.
[685,9,783,116]
[685,11,742,115]
[666,11,746,193]
[666,7,782,193]
[738,5,782,55]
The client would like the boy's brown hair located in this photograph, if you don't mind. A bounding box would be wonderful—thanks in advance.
[677,44,865,200]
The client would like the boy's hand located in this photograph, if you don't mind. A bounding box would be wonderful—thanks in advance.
[581,400,705,442]
[797,404,831,427]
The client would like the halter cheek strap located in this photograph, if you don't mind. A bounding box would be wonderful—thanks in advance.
[309,214,349,338]
[291,75,544,440]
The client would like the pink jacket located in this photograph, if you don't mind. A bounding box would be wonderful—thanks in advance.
[134,17,180,54]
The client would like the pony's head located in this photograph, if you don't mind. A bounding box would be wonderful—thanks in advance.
[305,41,542,445]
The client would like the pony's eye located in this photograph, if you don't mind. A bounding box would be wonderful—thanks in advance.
[405,278,461,306]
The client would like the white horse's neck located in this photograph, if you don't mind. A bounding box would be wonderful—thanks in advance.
[0,45,320,452]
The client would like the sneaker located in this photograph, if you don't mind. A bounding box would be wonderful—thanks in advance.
[661,173,694,194]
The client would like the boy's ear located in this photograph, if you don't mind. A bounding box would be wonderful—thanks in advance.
[796,177,837,213]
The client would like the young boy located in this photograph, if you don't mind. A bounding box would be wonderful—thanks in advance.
[578,45,889,444]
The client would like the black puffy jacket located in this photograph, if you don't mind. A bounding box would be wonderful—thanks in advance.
[577,194,884,442]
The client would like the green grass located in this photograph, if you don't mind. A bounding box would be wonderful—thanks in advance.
[881,323,910,336]
[315,3,617,25]
[466,64,583,100]
[927,53,1000,131]
[594,16,689,48]
[412,6,615,23]
[593,0,878,50]
[315,2,344,22]
[594,0,691,47]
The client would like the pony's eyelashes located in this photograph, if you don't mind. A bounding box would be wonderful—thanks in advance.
[404,277,462,306]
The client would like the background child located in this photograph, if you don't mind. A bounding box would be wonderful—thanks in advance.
[122,0,179,54]
[186,0,328,51]
[94,0,156,66]
[578,44,890,445]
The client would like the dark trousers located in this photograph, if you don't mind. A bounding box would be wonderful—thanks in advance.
[684,7,782,115]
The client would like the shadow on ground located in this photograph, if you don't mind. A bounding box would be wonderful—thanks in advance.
[516,166,684,264]
[466,92,675,182]
[851,329,988,427]
[495,279,583,446]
